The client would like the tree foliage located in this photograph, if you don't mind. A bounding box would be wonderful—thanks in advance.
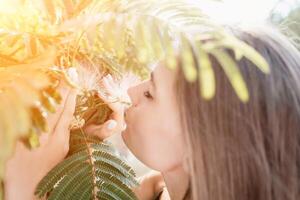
[35,129,138,200]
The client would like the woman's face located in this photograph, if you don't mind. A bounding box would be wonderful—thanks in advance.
[122,64,186,172]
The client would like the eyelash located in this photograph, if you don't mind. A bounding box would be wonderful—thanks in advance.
[144,91,153,99]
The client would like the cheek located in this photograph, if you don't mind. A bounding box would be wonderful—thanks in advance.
[122,105,185,171]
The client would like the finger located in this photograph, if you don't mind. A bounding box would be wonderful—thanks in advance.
[39,133,50,147]
[54,88,78,139]
[46,82,71,133]
[102,76,115,94]
[111,109,126,131]
[47,67,78,133]
[47,88,77,156]
[84,119,118,140]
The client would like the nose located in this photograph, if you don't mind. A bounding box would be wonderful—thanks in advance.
[127,85,138,107]
[127,83,145,107]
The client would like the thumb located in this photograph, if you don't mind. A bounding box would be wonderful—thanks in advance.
[84,119,118,140]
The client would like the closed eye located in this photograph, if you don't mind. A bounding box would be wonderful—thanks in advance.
[144,91,153,99]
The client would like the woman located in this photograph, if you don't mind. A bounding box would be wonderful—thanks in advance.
[99,26,300,200]
[5,26,300,200]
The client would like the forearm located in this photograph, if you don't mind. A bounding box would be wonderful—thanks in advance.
[4,179,36,200]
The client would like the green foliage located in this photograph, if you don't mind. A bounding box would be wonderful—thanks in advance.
[286,6,300,36]
[270,2,300,49]
[35,129,138,200]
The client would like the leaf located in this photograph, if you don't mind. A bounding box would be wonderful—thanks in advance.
[161,25,177,69]
[41,91,57,113]
[28,129,40,148]
[63,0,75,18]
[43,0,56,22]
[135,20,153,64]
[211,49,249,102]
[180,33,197,82]
[31,107,48,133]
[35,151,89,197]
[48,163,91,200]
[35,129,139,200]
[195,43,215,100]
[150,20,164,60]
[204,36,270,74]
[232,40,270,74]
[74,0,93,16]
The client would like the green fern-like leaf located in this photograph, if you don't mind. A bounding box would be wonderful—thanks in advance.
[0,181,3,200]
[35,129,138,200]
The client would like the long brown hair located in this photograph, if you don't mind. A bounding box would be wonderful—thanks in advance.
[176,27,300,200]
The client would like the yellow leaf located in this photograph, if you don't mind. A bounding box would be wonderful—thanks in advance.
[162,26,177,69]
[211,49,249,102]
[0,54,19,66]
[29,36,38,56]
[31,107,48,133]
[43,0,56,22]
[222,36,270,74]
[236,40,270,74]
[151,20,164,60]
[135,19,154,64]
[63,0,75,18]
[181,34,197,82]
[28,129,40,148]
[196,44,215,100]
[74,0,92,16]
[44,87,62,104]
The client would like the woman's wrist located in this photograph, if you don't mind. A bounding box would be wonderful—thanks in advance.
[4,149,52,200]
[4,178,35,200]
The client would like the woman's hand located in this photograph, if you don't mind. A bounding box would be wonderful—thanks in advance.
[4,70,78,200]
[133,171,167,200]
[84,74,132,140]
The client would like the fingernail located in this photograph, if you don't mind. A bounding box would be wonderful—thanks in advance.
[67,67,79,84]
[107,120,117,130]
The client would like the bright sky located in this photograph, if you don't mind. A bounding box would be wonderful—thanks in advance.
[213,0,278,22]
[190,0,299,24]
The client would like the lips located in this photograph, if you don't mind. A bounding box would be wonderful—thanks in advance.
[124,107,130,121]
[124,110,130,127]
